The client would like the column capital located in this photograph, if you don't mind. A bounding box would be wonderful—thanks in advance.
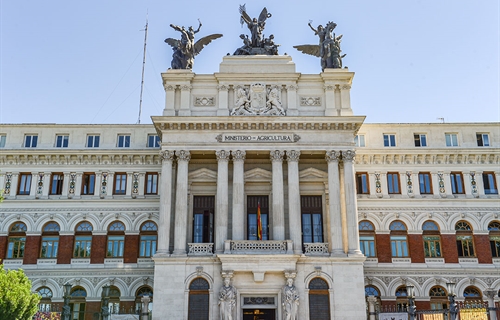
[270,150,285,162]
[175,150,191,162]
[342,150,356,162]
[216,150,231,162]
[286,150,300,162]
[341,84,352,90]
[217,84,229,91]
[325,150,341,163]
[180,84,192,91]
[286,84,298,91]
[231,150,246,161]
[165,84,176,91]
[159,150,175,161]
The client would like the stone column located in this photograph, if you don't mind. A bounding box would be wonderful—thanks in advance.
[324,84,337,116]
[125,172,133,197]
[474,171,485,196]
[8,173,18,197]
[157,151,174,255]
[442,171,453,198]
[286,84,298,116]
[42,173,51,198]
[270,150,285,240]
[173,150,190,255]
[286,150,302,254]
[367,296,377,320]
[326,151,344,255]
[342,150,362,255]
[178,85,192,116]
[217,84,229,116]
[61,172,70,198]
[231,150,246,241]
[163,85,176,116]
[215,150,230,253]
[74,172,83,198]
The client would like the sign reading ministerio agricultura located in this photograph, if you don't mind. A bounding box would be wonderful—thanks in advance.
[216,133,300,143]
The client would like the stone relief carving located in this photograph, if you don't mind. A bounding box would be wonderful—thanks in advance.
[194,97,215,106]
[342,150,356,161]
[270,150,285,162]
[231,150,246,161]
[36,173,44,198]
[325,150,341,163]
[216,150,231,162]
[159,150,175,161]
[286,150,300,162]
[300,97,321,106]
[230,84,285,116]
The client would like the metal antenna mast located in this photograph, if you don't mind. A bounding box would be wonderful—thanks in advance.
[137,15,148,124]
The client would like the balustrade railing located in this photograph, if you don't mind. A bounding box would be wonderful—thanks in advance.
[303,243,329,255]
[188,243,214,255]
[224,240,293,254]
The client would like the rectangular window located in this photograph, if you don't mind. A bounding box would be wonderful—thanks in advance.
[139,235,157,257]
[414,134,427,147]
[117,135,130,148]
[387,172,400,194]
[355,134,365,147]
[24,135,38,148]
[419,172,433,194]
[18,173,32,195]
[456,235,475,257]
[356,173,370,194]
[445,133,458,147]
[114,173,127,195]
[147,135,161,148]
[490,236,500,258]
[145,173,158,195]
[0,135,6,148]
[390,235,409,257]
[55,135,69,148]
[106,235,124,257]
[193,196,215,243]
[483,172,498,194]
[476,133,490,147]
[73,236,92,258]
[383,134,396,147]
[7,237,26,258]
[247,196,269,240]
[86,135,100,148]
[450,172,464,194]
[40,236,59,258]
[50,173,64,195]
[359,236,376,257]
[82,173,95,195]
[423,236,442,257]
[301,196,323,244]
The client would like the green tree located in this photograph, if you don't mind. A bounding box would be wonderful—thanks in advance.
[0,264,40,320]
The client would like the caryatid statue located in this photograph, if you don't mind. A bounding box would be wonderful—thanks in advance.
[282,274,299,320]
[164,20,222,69]
[219,274,237,320]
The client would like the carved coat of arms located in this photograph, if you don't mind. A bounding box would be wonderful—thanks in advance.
[231,83,286,116]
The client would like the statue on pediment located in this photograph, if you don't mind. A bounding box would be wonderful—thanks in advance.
[234,5,279,55]
[164,21,222,69]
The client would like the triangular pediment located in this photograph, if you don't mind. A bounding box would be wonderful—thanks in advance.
[244,168,272,182]
[299,167,327,181]
[189,168,217,182]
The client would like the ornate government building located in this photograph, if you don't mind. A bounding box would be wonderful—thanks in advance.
[1,49,499,320]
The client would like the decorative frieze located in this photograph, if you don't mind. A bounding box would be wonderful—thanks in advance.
[230,83,285,116]
[194,97,216,106]
[300,97,321,106]
[216,133,300,143]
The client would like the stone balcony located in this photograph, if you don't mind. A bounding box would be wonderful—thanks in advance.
[187,243,214,256]
[303,242,329,255]
[223,240,294,255]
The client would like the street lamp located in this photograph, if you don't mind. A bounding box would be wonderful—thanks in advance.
[101,285,111,320]
[406,285,416,320]
[446,282,458,320]
[62,283,72,320]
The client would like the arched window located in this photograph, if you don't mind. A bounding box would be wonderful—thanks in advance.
[70,287,87,320]
[422,220,442,258]
[40,222,60,259]
[359,221,376,257]
[308,278,330,320]
[463,287,482,300]
[365,285,381,314]
[455,221,475,257]
[7,222,27,259]
[390,221,409,258]
[37,287,53,312]
[188,278,209,320]
[395,286,409,312]
[135,286,153,313]
[74,221,93,258]
[107,286,121,314]
[107,221,125,258]
[488,221,500,258]
[429,286,448,310]
[139,221,158,257]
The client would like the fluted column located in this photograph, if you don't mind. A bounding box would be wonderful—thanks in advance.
[173,150,190,255]
[326,151,344,255]
[215,150,230,253]
[287,150,302,254]
[157,150,174,255]
[232,150,246,240]
[342,150,362,255]
[270,150,285,240]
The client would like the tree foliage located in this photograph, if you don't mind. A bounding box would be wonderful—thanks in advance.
[0,264,40,320]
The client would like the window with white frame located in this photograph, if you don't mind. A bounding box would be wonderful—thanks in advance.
[476,133,490,147]
[0,135,6,148]
[107,221,125,257]
[359,221,376,257]
[24,135,38,148]
[355,134,365,147]
[147,135,161,148]
[117,134,130,148]
[445,133,458,147]
[390,221,409,257]
[55,135,69,148]
[383,134,396,147]
[86,135,100,148]
[414,134,427,147]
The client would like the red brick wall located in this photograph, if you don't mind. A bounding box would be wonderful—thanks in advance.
[23,236,40,264]
[85,301,101,320]
[475,234,493,264]
[376,234,392,263]
[416,301,430,310]
[57,235,74,264]
[441,234,458,263]
[408,234,425,263]
[91,235,106,264]
[0,236,7,262]
[124,235,139,263]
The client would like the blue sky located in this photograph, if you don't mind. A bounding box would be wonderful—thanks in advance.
[1,0,499,124]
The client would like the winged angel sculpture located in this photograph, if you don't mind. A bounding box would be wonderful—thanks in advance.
[164,21,222,69]
[234,5,279,55]
[294,21,346,71]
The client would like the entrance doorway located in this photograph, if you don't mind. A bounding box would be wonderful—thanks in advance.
[243,309,276,320]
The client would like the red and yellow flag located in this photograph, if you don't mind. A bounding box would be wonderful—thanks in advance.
[257,201,262,240]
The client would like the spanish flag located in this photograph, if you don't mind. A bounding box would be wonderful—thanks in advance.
[257,201,262,240]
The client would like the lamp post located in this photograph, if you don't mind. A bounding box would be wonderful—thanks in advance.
[62,283,72,320]
[446,282,458,320]
[101,285,111,320]
[406,285,416,320]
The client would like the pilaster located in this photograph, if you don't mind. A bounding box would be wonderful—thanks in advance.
[231,150,246,241]
[173,150,190,255]
[270,150,285,240]
[286,150,301,254]
[157,150,174,255]
[215,150,230,252]
[342,150,362,255]
[326,151,344,256]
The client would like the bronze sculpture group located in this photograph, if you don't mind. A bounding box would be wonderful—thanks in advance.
[165,5,345,71]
